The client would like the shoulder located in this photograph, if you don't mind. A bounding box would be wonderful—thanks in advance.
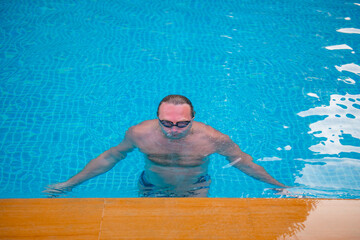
[131,119,157,130]
[126,119,157,138]
[192,121,230,143]
[193,122,240,155]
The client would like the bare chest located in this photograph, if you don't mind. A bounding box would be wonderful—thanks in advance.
[136,138,215,167]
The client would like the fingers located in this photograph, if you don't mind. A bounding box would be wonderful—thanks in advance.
[42,184,72,198]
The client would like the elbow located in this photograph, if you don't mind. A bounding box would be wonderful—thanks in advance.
[239,152,253,164]
[229,154,253,168]
[236,154,253,163]
[108,147,126,162]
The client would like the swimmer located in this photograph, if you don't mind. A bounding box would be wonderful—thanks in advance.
[44,95,287,197]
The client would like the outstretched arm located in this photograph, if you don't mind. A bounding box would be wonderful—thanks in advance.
[215,133,286,188]
[44,128,136,196]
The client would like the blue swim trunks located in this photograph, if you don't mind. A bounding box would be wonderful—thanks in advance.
[138,171,211,197]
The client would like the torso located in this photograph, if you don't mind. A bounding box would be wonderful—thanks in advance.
[129,120,218,190]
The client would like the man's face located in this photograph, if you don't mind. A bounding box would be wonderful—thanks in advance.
[158,102,193,139]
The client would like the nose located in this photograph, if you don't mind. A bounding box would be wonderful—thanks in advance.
[170,126,179,133]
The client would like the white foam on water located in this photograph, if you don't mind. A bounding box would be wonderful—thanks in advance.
[336,28,360,34]
[275,146,291,151]
[220,35,232,39]
[335,63,360,75]
[325,44,353,50]
[284,145,292,150]
[344,17,351,20]
[307,93,320,99]
[337,77,356,84]
[258,157,282,162]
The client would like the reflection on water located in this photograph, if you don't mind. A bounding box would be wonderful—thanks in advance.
[292,158,360,197]
[298,94,360,155]
[294,92,360,198]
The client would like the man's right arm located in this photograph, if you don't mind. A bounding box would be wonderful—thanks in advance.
[44,128,136,196]
[213,129,287,188]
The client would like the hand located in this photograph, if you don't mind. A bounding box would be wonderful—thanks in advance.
[272,187,291,196]
[43,182,73,198]
[271,186,308,198]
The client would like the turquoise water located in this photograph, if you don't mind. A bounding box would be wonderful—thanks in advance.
[1,0,360,198]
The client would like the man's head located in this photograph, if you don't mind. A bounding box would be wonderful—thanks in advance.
[157,95,195,139]
[157,95,195,118]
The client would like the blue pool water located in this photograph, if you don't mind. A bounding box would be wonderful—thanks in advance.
[1,0,360,198]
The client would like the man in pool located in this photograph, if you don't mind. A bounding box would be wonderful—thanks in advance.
[45,95,287,197]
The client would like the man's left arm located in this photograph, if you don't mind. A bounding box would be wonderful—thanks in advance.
[215,133,287,188]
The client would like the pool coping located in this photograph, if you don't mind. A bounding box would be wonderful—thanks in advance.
[1,198,359,239]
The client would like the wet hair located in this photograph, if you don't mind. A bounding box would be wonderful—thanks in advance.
[157,95,195,118]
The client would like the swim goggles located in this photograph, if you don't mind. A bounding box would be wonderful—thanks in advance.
[159,119,191,128]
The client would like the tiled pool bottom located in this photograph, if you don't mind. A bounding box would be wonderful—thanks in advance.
[1,198,359,239]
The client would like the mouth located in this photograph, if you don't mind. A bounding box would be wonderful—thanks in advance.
[165,132,182,139]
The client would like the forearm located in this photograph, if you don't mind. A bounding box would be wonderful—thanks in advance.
[234,161,286,188]
[66,149,123,187]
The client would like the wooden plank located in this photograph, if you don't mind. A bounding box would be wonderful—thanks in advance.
[294,200,360,240]
[0,198,104,240]
[100,198,252,240]
[0,198,359,240]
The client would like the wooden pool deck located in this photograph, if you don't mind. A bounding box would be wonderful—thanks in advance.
[0,198,359,239]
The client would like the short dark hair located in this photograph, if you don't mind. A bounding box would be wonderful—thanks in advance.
[157,95,195,118]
